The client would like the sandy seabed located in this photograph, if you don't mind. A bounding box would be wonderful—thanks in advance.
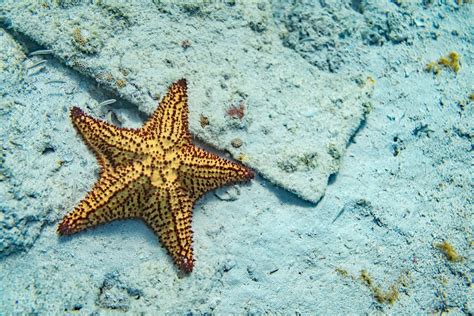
[0,1,472,314]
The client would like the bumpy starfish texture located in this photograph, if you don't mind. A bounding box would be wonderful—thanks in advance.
[58,79,254,272]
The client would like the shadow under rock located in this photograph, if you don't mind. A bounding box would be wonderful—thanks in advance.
[260,175,316,208]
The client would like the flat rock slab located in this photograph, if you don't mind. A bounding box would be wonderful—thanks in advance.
[0,28,116,257]
[1,1,372,203]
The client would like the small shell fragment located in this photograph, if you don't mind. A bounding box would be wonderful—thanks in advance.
[29,49,53,56]
[98,99,117,107]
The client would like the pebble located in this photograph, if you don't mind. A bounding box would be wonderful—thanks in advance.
[231,138,243,148]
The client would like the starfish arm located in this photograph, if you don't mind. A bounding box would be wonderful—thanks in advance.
[70,107,112,172]
[141,186,194,272]
[142,79,191,149]
[71,107,146,166]
[179,145,254,199]
[58,165,147,235]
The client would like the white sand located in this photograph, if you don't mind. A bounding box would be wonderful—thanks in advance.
[0,1,472,314]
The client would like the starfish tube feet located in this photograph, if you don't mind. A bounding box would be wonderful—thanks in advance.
[57,217,76,235]
[242,167,254,181]
[176,255,194,273]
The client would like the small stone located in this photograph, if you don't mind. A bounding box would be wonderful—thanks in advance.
[231,138,243,148]
[223,258,236,272]
[181,39,191,49]
[199,114,209,128]
[214,186,240,201]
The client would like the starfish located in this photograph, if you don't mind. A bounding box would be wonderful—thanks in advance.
[58,79,254,272]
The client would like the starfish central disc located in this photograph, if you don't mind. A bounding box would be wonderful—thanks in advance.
[143,152,180,187]
[57,79,254,273]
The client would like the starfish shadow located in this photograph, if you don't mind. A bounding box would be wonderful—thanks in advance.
[57,219,162,247]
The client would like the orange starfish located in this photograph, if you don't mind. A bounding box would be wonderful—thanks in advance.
[58,79,253,272]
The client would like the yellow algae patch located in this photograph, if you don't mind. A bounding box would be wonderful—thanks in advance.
[359,270,400,305]
[426,51,461,74]
[335,267,409,305]
[435,241,462,262]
